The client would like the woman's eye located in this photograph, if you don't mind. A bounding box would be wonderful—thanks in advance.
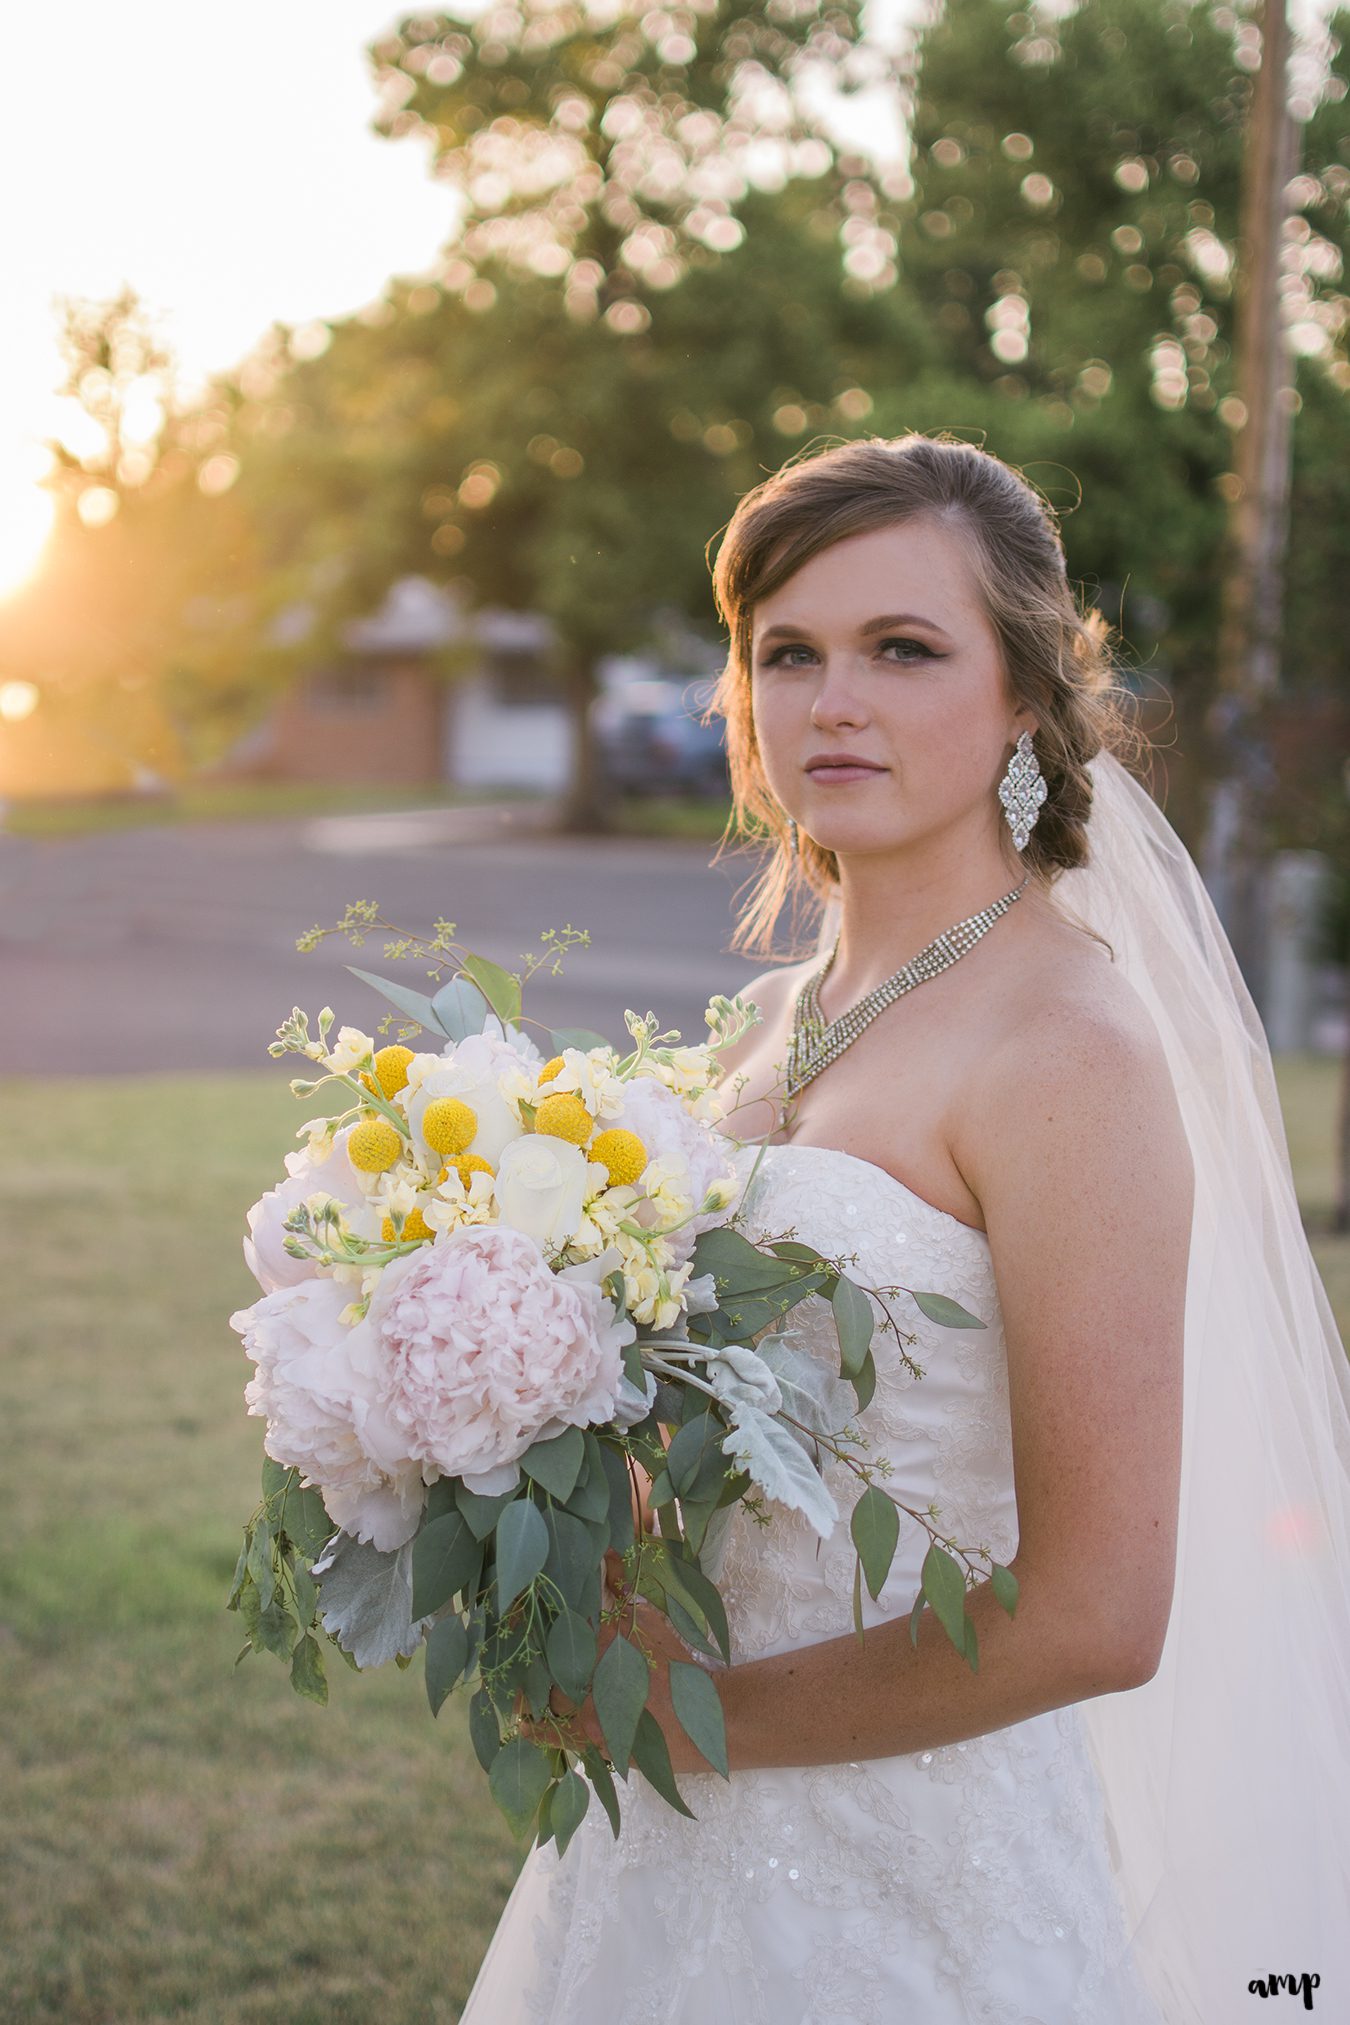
[760,644,817,668]
[879,637,933,662]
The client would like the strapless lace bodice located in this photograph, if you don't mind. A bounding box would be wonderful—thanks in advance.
[459,1140,1163,2025]
[711,1137,1017,1665]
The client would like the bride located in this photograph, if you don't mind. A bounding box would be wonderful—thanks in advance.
[459,433,1350,2022]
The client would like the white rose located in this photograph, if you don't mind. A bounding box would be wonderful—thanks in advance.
[493,1135,599,1252]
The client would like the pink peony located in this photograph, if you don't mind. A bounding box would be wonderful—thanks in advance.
[243,1126,372,1294]
[230,1275,426,1551]
[366,1223,636,1483]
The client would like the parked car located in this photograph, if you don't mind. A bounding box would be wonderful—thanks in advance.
[591,677,729,798]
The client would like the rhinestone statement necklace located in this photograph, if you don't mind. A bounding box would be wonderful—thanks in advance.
[780,876,1030,1126]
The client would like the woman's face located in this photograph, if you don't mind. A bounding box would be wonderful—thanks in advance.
[749,515,1038,863]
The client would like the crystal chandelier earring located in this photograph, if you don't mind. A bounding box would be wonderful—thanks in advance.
[998,729,1048,851]
[786,815,800,858]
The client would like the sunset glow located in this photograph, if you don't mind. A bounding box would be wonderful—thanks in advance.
[0,473,55,598]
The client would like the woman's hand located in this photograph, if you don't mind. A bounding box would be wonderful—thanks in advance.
[518,1550,714,1776]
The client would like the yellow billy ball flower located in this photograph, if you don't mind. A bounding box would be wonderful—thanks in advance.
[421,1097,477,1156]
[438,1153,494,1190]
[589,1128,649,1187]
[533,1092,593,1146]
[381,1207,433,1244]
[348,1118,403,1173]
[361,1045,415,1101]
[538,1055,565,1084]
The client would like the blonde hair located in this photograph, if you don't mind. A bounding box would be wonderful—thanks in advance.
[705,432,1146,959]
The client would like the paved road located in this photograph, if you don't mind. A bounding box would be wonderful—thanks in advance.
[0,802,784,1075]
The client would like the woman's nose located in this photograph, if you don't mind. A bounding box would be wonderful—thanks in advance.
[809,655,870,731]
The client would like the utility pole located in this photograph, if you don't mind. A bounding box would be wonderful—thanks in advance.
[1203,0,1300,1005]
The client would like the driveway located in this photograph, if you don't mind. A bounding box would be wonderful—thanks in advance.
[0,802,792,1074]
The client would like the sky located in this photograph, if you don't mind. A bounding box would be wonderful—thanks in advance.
[0,0,921,597]
[0,2,454,591]
[0,0,1334,601]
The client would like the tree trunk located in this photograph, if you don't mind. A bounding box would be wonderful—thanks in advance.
[1202,0,1298,1006]
[557,645,615,835]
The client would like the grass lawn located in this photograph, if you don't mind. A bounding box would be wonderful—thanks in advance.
[2,1058,1345,2021]
[2,780,545,839]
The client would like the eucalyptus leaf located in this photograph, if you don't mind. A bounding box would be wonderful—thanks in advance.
[411,1510,482,1618]
[346,963,438,1033]
[909,1289,987,1330]
[289,1632,328,1705]
[669,1661,729,1779]
[461,954,522,1028]
[831,1274,876,1380]
[457,1482,517,1540]
[227,1537,249,1610]
[314,1533,433,1668]
[591,1632,649,1774]
[652,1548,730,1664]
[430,974,493,1041]
[254,1598,297,1662]
[580,1745,622,1839]
[692,1225,805,1294]
[599,1444,636,1555]
[851,1349,878,1416]
[495,1499,550,1614]
[279,1483,336,1561]
[425,1614,471,1715]
[664,1414,725,1501]
[563,1453,611,1525]
[246,1528,276,1614]
[261,1457,289,1500]
[850,1486,900,1602]
[548,1026,611,1052]
[631,1709,695,1819]
[237,1573,261,1641]
[546,1769,591,1857]
[546,1608,598,1704]
[290,1557,318,1628]
[542,1504,603,1618]
[990,1563,1019,1618]
[521,1426,586,1502]
[469,1688,503,1772]
[920,1541,968,1652]
[489,1736,553,1837]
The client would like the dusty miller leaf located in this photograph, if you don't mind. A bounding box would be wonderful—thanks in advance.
[314,1532,432,1668]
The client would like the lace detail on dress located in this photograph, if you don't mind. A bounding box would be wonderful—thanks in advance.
[459,1141,1163,2025]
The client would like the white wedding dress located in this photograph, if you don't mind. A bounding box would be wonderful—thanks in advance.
[459,1136,1164,2025]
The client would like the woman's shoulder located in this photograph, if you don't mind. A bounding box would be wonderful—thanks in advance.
[970,909,1184,1153]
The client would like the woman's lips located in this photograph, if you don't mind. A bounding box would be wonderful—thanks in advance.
[805,763,888,783]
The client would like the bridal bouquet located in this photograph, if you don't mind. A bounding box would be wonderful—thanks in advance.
[227,905,1016,1853]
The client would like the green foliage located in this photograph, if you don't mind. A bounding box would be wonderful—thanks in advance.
[226,1460,335,1697]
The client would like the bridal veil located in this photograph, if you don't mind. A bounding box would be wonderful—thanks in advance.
[812,746,1350,2019]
